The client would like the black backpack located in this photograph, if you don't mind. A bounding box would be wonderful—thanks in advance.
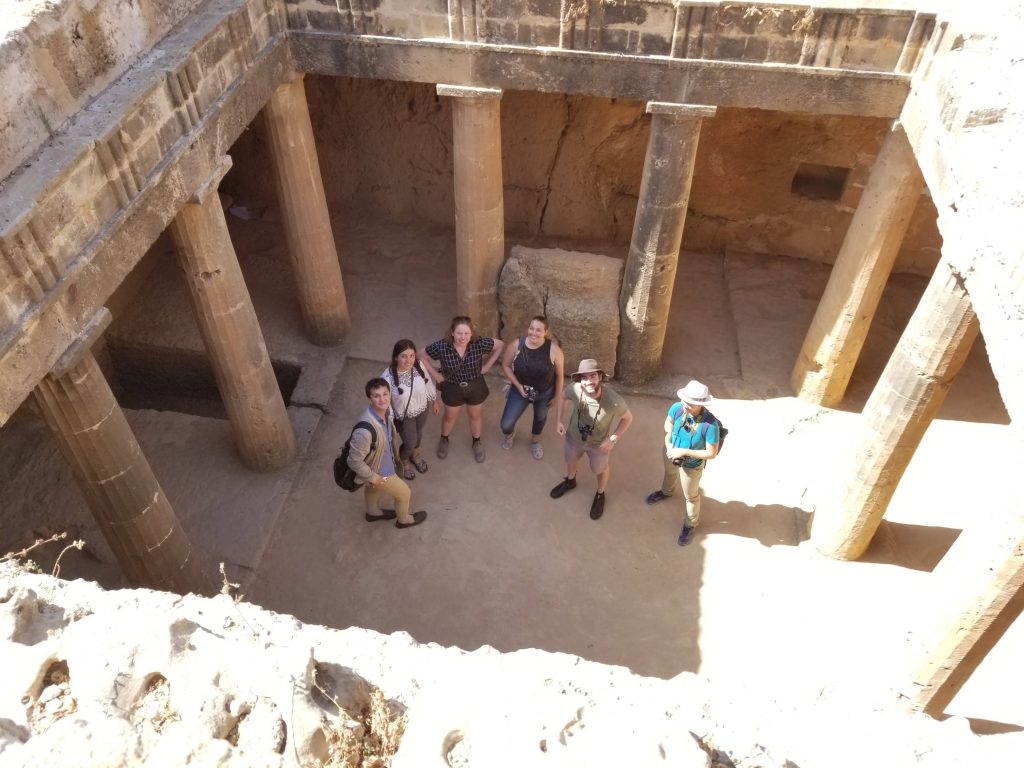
[701,409,728,456]
[333,421,377,491]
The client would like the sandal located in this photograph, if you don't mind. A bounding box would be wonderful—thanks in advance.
[411,456,429,474]
[402,462,416,481]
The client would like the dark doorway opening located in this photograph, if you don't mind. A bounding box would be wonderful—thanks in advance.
[791,162,850,201]
[109,345,300,419]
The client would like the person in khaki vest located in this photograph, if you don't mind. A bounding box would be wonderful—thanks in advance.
[549,359,632,521]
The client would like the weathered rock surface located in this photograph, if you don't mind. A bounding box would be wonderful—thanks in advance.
[1,565,1021,767]
[499,246,623,376]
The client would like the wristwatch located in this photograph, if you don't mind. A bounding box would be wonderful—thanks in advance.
[608,435,618,445]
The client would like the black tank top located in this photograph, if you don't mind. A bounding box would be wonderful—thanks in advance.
[513,338,555,390]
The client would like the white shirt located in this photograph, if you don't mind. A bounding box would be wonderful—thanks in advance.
[380,365,437,419]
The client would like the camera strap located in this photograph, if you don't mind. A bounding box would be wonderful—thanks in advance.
[574,384,604,440]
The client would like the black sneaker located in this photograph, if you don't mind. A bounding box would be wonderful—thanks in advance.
[589,492,606,520]
[677,524,695,547]
[550,477,577,499]
[396,510,428,529]
[646,490,670,505]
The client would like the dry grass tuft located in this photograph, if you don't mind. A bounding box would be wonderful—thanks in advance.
[313,670,407,767]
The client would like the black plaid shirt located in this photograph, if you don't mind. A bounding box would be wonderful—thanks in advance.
[425,338,494,383]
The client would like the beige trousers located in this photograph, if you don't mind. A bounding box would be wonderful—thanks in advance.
[364,474,412,522]
[660,452,704,528]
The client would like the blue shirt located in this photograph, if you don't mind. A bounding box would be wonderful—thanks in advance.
[372,410,397,477]
[668,402,719,469]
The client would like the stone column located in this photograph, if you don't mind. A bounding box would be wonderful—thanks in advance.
[32,310,210,595]
[617,102,717,383]
[904,509,1024,717]
[791,122,924,407]
[810,258,979,560]
[438,84,504,337]
[263,74,350,346]
[169,157,296,472]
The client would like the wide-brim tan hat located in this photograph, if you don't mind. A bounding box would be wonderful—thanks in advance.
[677,379,713,405]
[571,358,607,381]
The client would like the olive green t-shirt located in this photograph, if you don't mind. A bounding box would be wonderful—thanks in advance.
[564,382,628,446]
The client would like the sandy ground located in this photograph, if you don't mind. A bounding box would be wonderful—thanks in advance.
[0,208,1019,733]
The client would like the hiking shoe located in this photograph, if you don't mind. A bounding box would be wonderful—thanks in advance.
[677,524,695,547]
[396,510,428,529]
[646,490,670,505]
[530,441,544,460]
[365,509,397,522]
[550,477,577,499]
[502,433,515,450]
[589,493,606,520]
[473,440,486,463]
[437,436,449,460]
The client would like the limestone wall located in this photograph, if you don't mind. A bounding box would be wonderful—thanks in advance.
[225,76,941,274]
[285,0,931,74]
[0,0,209,181]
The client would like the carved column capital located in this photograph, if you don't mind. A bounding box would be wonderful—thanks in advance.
[646,102,718,119]
[437,84,503,100]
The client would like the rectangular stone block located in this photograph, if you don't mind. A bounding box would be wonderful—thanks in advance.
[638,33,670,57]
[499,246,624,377]
[531,23,560,47]
[603,28,631,54]
[377,15,411,37]
[767,38,803,65]
[0,252,35,326]
[417,13,451,38]
[604,3,648,26]
[715,36,746,61]
[303,7,347,33]
[527,0,562,21]
[741,36,769,63]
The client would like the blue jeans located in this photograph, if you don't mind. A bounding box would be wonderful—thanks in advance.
[500,384,555,437]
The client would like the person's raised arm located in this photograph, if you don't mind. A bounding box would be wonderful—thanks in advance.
[480,338,505,375]
[501,339,525,397]
[552,343,565,398]
[555,383,568,436]
[601,409,634,453]
[419,349,444,384]
[614,409,633,439]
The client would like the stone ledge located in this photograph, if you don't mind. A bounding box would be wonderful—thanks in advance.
[1,564,1019,767]
[292,33,910,117]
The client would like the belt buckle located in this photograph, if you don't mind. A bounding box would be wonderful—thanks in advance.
[458,381,469,388]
